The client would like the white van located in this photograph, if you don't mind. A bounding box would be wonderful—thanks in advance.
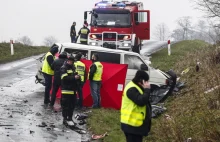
[35,43,176,104]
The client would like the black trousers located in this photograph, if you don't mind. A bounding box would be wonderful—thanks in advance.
[43,73,52,104]
[61,94,77,121]
[50,80,61,106]
[124,133,143,142]
[77,83,84,108]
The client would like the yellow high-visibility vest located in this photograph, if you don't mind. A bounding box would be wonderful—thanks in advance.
[42,52,54,75]
[74,61,86,82]
[88,62,103,81]
[121,81,146,127]
[80,28,89,41]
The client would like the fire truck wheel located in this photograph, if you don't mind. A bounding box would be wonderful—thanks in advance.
[132,45,140,54]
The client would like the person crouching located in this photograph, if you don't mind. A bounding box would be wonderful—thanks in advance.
[60,56,80,127]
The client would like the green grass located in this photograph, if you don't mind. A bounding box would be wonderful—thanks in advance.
[0,43,49,64]
[87,40,220,142]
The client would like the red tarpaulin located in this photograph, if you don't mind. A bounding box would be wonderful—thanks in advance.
[50,59,128,110]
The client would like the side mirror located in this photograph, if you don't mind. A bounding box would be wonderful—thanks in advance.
[135,21,139,25]
[94,13,98,18]
[140,64,148,71]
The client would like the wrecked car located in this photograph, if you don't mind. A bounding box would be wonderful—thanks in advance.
[35,43,176,105]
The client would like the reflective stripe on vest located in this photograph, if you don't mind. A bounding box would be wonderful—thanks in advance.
[120,81,146,127]
[61,90,75,95]
[89,62,103,81]
[42,52,54,75]
[74,61,85,82]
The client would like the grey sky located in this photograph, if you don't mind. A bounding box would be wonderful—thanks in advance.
[0,0,204,45]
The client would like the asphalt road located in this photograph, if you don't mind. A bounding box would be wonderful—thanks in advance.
[0,41,168,142]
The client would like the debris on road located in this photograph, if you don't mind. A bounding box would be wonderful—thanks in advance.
[74,113,88,120]
[30,130,35,134]
[173,81,185,92]
[92,132,108,140]
[151,104,167,118]
[37,122,47,127]
[181,68,190,75]
[23,100,28,103]
[35,112,42,116]
[204,85,220,94]
[8,115,13,118]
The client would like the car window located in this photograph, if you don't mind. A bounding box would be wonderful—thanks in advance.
[124,54,146,70]
[63,48,88,59]
[91,51,120,64]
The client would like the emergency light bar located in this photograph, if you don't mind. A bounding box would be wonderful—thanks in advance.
[96,1,126,8]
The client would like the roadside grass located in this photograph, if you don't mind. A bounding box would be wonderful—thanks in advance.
[0,43,49,64]
[87,40,220,142]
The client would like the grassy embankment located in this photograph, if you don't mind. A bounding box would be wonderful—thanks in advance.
[0,43,49,64]
[87,40,220,142]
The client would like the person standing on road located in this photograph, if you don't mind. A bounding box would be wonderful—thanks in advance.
[60,56,80,127]
[42,45,59,105]
[70,22,76,43]
[121,70,152,142]
[50,51,67,107]
[88,53,103,108]
[77,23,90,45]
[74,53,86,110]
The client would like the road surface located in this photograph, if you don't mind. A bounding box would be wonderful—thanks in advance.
[0,41,168,142]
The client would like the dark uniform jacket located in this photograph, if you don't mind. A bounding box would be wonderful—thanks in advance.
[121,79,152,136]
[51,54,67,84]
[70,25,76,37]
[89,60,98,81]
[60,63,79,93]
[78,27,90,40]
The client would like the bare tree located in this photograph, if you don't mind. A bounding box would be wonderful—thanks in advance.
[17,36,33,46]
[171,28,185,41]
[43,36,58,47]
[153,23,170,41]
[195,0,220,21]
[177,16,192,40]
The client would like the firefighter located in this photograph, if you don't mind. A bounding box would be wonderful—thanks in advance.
[70,22,76,43]
[74,53,86,110]
[60,56,80,127]
[121,70,152,142]
[50,51,67,107]
[77,23,90,45]
[88,53,103,108]
[41,45,59,105]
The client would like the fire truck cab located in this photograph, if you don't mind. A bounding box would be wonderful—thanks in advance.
[84,0,150,54]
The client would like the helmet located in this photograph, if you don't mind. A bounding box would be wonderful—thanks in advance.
[68,56,75,61]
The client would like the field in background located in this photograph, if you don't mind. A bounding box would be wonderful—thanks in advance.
[87,40,220,142]
[0,43,49,64]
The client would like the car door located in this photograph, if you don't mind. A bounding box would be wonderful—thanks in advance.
[133,10,150,40]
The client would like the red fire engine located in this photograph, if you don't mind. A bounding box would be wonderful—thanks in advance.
[84,0,150,54]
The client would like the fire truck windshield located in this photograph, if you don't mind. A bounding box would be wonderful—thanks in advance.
[91,12,131,27]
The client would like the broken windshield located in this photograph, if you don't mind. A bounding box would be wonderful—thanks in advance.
[91,12,131,27]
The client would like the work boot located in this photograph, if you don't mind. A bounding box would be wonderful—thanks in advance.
[63,119,68,126]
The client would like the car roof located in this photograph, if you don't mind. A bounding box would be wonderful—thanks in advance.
[57,43,140,56]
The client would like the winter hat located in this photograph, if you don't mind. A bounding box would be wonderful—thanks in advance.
[133,70,149,82]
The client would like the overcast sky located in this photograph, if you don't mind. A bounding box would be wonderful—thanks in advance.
[0,0,204,45]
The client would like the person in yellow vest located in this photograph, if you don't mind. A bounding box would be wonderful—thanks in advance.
[88,53,103,108]
[77,23,90,45]
[41,46,59,105]
[121,70,152,142]
[74,53,86,110]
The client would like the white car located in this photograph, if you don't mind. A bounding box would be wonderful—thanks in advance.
[35,43,176,105]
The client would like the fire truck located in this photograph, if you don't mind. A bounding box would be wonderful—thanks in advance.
[84,0,150,54]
